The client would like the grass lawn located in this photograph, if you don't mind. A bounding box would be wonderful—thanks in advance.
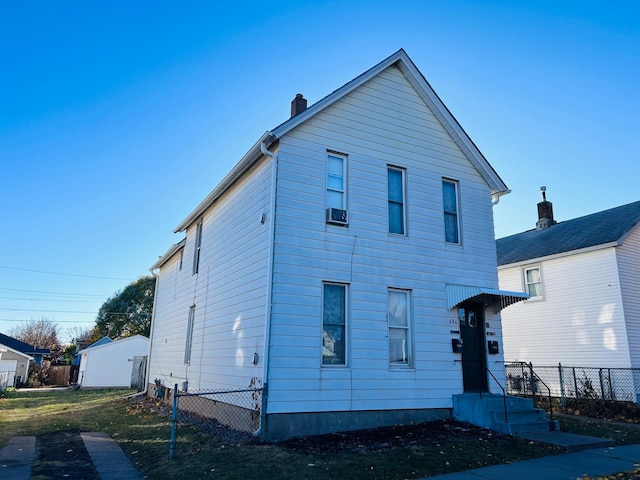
[2,388,638,480]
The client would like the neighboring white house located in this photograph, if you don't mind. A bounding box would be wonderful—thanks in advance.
[78,335,149,388]
[148,49,531,441]
[0,344,32,389]
[497,193,640,369]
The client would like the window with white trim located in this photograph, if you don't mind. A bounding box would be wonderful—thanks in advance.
[326,153,346,210]
[322,283,347,366]
[524,266,543,298]
[192,221,203,274]
[442,179,460,243]
[184,305,196,365]
[388,288,412,366]
[388,167,406,235]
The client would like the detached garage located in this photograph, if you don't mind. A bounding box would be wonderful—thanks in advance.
[78,335,149,389]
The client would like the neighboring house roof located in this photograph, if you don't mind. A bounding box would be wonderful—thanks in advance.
[497,200,640,266]
[85,336,113,349]
[0,332,49,357]
[77,335,148,356]
[173,48,510,234]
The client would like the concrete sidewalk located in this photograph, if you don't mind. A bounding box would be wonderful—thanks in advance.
[421,444,640,480]
[0,432,143,480]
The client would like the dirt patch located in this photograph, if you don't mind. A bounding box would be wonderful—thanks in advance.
[278,419,504,454]
[31,431,99,480]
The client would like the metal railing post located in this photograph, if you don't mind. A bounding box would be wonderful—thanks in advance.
[169,383,178,460]
[558,363,566,407]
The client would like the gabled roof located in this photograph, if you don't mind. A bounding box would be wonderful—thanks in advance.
[0,332,50,356]
[77,334,148,355]
[173,49,509,233]
[151,238,186,271]
[497,200,640,266]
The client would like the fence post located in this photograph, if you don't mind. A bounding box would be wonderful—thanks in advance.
[599,369,605,400]
[169,384,178,460]
[558,363,566,407]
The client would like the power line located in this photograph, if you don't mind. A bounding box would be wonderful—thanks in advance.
[0,265,133,281]
[0,308,97,314]
[0,287,107,298]
[0,296,100,303]
[0,318,95,324]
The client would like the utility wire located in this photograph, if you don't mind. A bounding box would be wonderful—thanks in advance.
[0,265,133,281]
[0,287,107,298]
[0,308,97,314]
[0,296,99,303]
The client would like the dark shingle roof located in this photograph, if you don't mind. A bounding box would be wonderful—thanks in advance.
[497,200,640,266]
[0,332,50,356]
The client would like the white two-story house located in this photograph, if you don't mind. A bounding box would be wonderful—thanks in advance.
[147,49,530,441]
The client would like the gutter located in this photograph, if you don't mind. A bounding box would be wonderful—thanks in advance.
[255,139,278,441]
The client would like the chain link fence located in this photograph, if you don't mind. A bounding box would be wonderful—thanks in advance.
[166,383,264,459]
[505,362,640,408]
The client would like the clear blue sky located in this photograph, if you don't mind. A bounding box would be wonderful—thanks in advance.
[1,1,638,342]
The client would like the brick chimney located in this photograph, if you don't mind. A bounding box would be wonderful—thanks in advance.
[291,93,307,117]
[536,186,556,230]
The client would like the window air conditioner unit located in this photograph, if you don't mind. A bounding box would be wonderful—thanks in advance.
[326,208,348,225]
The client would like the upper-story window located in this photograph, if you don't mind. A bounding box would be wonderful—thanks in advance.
[442,179,460,244]
[192,221,203,275]
[388,167,406,235]
[322,282,348,366]
[524,266,543,298]
[178,249,184,271]
[327,153,346,210]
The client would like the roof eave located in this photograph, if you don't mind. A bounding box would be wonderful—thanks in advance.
[174,131,277,233]
[150,238,186,271]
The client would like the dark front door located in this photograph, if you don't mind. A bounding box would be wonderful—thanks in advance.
[460,302,488,392]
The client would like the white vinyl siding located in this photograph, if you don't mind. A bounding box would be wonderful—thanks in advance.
[148,154,273,393]
[267,64,502,413]
[616,226,640,367]
[78,336,149,388]
[499,247,632,367]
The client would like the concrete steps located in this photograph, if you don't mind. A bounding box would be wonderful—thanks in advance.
[453,393,560,434]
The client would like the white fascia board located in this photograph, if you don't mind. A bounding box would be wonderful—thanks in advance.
[395,57,509,197]
[173,131,277,233]
[0,343,34,361]
[150,238,186,271]
[497,241,620,270]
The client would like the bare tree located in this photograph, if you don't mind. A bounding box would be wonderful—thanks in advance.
[10,318,60,351]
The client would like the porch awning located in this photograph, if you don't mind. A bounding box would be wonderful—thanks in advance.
[446,284,529,312]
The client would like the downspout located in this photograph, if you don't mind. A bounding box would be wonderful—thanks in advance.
[124,270,159,399]
[255,138,278,441]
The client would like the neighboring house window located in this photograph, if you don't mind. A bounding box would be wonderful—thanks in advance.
[184,305,196,365]
[192,221,203,274]
[524,267,543,298]
[388,167,406,235]
[442,179,460,243]
[326,153,347,210]
[322,283,347,366]
[388,289,412,366]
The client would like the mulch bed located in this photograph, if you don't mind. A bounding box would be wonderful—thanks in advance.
[278,419,504,454]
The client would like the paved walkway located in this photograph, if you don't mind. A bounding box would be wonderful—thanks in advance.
[0,432,143,480]
[421,443,640,479]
